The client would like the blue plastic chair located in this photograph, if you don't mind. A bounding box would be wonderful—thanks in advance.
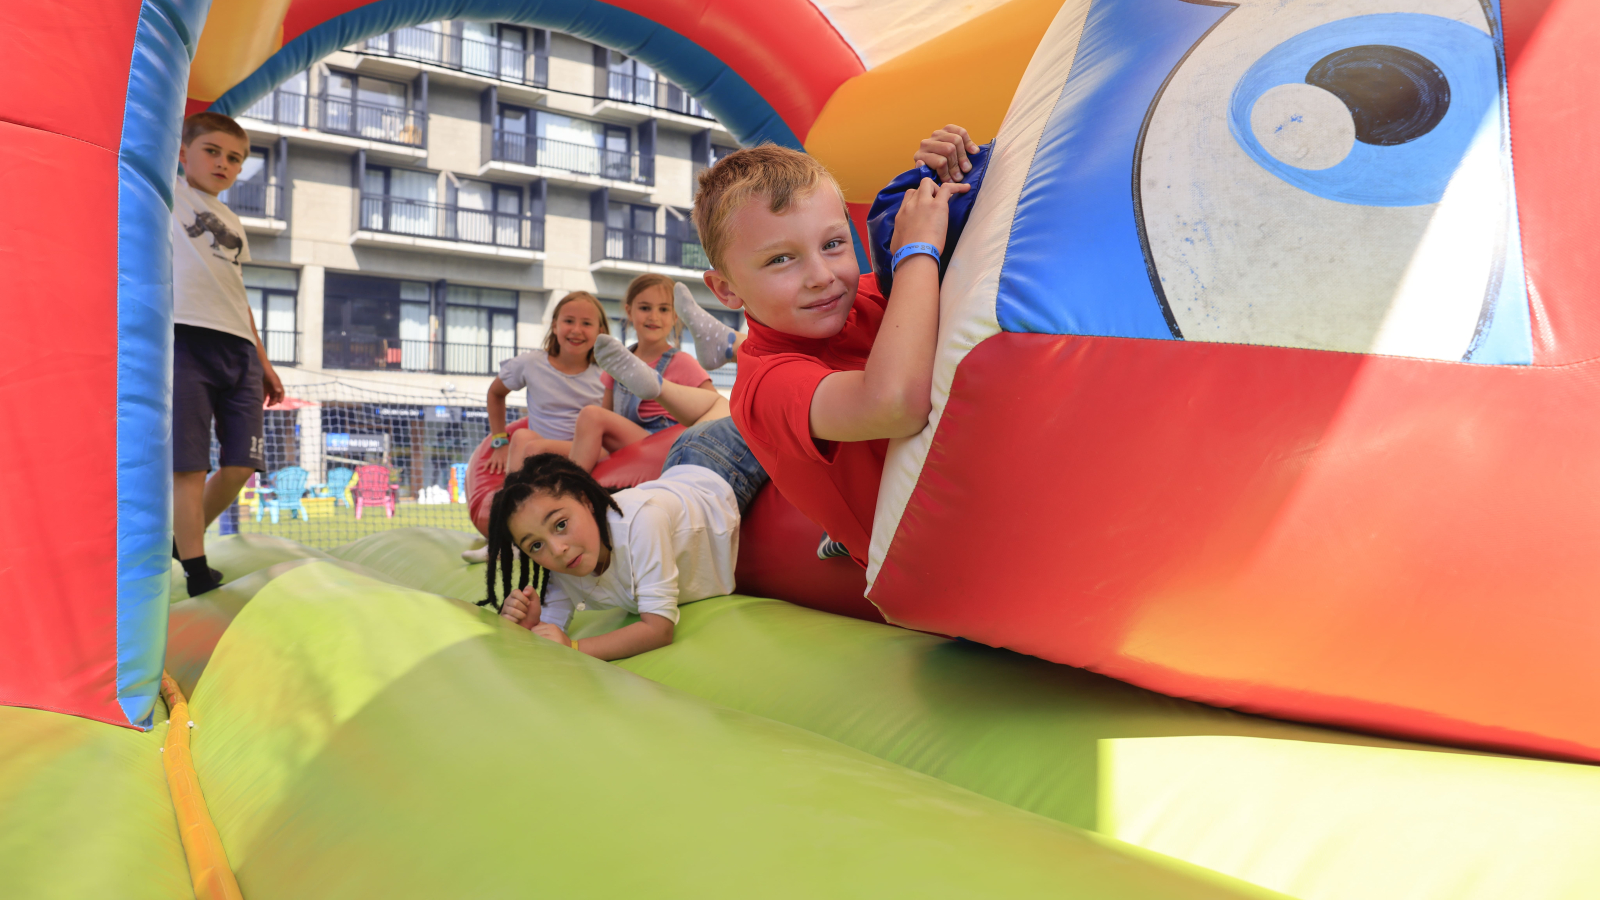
[325,467,355,507]
[258,466,310,523]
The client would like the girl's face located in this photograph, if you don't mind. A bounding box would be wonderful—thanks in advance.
[509,490,608,578]
[627,285,676,348]
[551,302,602,360]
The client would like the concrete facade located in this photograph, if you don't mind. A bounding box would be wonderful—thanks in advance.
[227,22,742,408]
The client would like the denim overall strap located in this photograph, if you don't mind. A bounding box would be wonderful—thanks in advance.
[614,346,678,426]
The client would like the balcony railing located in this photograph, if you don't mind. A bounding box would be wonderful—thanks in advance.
[602,227,710,270]
[607,72,713,120]
[220,181,285,220]
[323,337,527,375]
[240,90,426,148]
[361,27,548,87]
[358,194,544,250]
[492,132,654,185]
[260,330,299,365]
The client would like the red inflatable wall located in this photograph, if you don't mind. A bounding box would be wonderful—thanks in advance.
[867,0,1600,763]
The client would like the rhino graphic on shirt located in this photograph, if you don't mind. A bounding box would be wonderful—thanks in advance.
[184,210,244,261]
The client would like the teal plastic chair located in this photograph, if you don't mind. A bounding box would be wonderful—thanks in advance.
[325,467,355,507]
[258,466,310,524]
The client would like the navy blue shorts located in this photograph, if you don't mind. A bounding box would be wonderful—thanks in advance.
[173,325,265,473]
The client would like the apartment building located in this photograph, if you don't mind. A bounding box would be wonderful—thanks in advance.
[217,21,743,502]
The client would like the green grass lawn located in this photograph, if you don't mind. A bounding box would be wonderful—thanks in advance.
[212,500,481,551]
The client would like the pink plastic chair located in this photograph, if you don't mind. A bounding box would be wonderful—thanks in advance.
[353,465,398,519]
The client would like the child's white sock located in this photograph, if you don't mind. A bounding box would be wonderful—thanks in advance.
[675,282,737,371]
[594,334,662,399]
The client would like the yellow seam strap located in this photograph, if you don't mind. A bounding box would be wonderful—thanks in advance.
[160,672,245,900]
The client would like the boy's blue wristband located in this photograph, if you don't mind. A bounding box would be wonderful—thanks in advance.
[892,242,940,272]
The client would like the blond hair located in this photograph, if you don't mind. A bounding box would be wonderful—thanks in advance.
[692,145,843,272]
[182,111,247,146]
[542,291,610,364]
[623,273,681,346]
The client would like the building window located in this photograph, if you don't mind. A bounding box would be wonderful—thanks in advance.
[454,179,532,248]
[361,165,439,237]
[666,207,708,270]
[244,266,298,365]
[493,107,641,182]
[242,70,308,126]
[323,274,434,372]
[362,22,547,87]
[219,146,283,220]
[606,201,658,263]
[443,285,519,374]
[607,50,709,119]
[323,71,424,146]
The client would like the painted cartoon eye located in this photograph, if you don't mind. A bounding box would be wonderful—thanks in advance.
[1229,13,1497,206]
[1305,45,1450,146]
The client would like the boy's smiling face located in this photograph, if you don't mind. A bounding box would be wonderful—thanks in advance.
[179,130,249,196]
[704,187,861,340]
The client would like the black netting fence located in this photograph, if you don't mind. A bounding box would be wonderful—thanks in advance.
[209,379,523,549]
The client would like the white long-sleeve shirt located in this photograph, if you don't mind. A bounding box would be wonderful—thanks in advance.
[538,465,740,630]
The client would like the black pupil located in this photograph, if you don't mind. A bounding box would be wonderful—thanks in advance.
[1305,44,1450,146]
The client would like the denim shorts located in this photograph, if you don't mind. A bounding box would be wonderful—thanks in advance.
[637,413,677,435]
[662,417,769,515]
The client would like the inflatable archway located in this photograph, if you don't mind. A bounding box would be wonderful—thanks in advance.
[1,0,1055,731]
[6,1,1600,896]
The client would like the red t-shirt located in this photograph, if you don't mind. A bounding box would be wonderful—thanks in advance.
[732,274,888,567]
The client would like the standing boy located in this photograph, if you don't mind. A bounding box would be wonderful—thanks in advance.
[691,128,980,567]
[171,112,285,596]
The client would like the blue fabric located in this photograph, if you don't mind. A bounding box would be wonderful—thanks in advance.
[208,0,875,270]
[866,143,991,297]
[995,0,1226,341]
[663,417,769,515]
[115,0,209,730]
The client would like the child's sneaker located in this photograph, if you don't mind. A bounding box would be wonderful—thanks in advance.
[816,535,852,560]
[461,545,490,563]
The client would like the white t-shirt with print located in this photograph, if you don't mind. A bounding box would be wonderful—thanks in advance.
[498,349,605,442]
[539,465,741,631]
[172,178,255,342]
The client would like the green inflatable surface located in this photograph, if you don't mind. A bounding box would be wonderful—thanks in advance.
[9,529,1600,900]
[0,707,191,899]
[184,560,1278,898]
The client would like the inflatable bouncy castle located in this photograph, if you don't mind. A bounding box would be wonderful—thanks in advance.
[4,1,1600,898]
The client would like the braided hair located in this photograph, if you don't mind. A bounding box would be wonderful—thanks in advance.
[478,453,623,613]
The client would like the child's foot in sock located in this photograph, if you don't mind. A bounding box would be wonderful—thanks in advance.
[675,282,737,371]
[594,334,662,399]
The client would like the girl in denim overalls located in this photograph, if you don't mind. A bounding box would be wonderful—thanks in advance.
[568,274,729,471]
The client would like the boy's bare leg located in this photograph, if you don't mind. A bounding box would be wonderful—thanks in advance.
[203,465,255,526]
[570,406,651,471]
[173,471,210,559]
[654,381,730,425]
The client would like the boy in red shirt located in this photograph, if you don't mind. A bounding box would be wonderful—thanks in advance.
[687,127,980,567]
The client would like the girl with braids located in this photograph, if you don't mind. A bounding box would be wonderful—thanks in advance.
[482,416,768,660]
